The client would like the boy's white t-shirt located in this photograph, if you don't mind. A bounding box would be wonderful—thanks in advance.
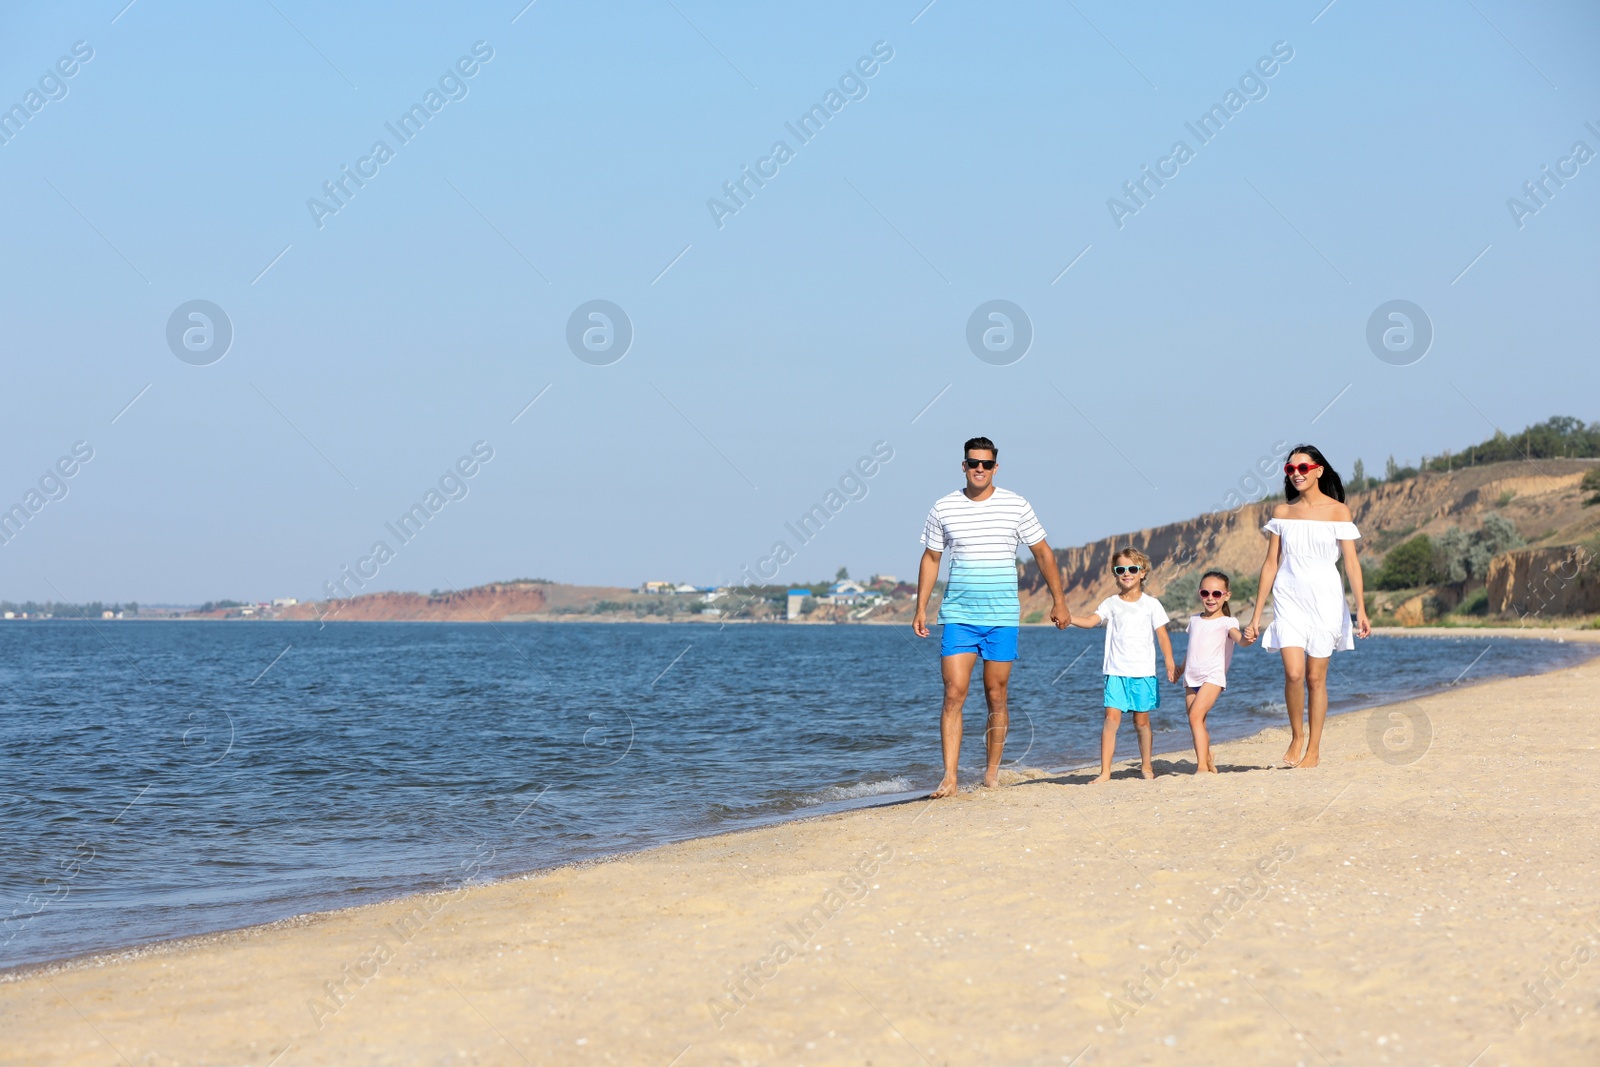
[1095,593,1170,677]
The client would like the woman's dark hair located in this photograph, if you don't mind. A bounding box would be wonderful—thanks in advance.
[1200,570,1233,617]
[1283,444,1345,503]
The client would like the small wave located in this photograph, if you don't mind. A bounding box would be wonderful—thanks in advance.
[798,776,914,807]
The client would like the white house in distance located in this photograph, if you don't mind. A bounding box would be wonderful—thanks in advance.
[786,589,810,620]
[824,579,883,606]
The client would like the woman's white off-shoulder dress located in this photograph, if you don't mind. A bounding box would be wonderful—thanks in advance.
[1261,517,1360,658]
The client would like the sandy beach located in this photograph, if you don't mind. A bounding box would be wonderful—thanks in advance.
[5,634,1600,1066]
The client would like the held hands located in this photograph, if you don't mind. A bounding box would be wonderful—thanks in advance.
[1166,662,1178,684]
[1051,598,1071,630]
[1243,620,1260,643]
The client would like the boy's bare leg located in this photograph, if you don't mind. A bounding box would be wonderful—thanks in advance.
[930,652,977,798]
[1280,648,1308,765]
[1092,707,1122,783]
[1298,655,1331,768]
[979,659,1013,788]
[1133,712,1155,778]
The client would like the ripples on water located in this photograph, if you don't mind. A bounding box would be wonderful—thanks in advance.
[1,620,1590,967]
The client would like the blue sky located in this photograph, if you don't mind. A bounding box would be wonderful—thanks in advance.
[1,0,1596,602]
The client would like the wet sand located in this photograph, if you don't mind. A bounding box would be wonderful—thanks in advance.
[4,632,1599,1066]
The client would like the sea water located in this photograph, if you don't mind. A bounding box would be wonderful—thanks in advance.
[1,620,1590,969]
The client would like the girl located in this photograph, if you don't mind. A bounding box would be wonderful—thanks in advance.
[1068,548,1176,782]
[1244,445,1370,768]
[1178,571,1256,774]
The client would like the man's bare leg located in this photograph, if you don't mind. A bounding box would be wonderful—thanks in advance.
[1280,647,1308,765]
[979,659,1013,788]
[930,652,977,798]
[1298,655,1331,768]
[1091,707,1122,783]
[1133,712,1155,778]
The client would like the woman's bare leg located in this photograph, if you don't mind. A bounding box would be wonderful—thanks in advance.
[1280,648,1308,765]
[1298,655,1331,768]
[1092,707,1122,783]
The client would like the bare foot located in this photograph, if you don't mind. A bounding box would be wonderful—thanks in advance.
[1140,765,1155,780]
[1295,752,1320,769]
[980,770,1000,789]
[1282,742,1305,766]
[1089,772,1111,784]
[1207,755,1218,773]
[928,776,959,799]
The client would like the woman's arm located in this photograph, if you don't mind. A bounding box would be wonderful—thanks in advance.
[1341,537,1370,638]
[1246,535,1280,641]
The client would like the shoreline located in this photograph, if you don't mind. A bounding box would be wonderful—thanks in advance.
[5,639,1599,1062]
[7,628,1598,986]
[17,615,1598,630]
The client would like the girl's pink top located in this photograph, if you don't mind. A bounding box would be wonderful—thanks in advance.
[1184,613,1240,688]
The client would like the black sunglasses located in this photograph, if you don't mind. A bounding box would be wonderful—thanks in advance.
[1113,564,1143,575]
[964,458,996,470]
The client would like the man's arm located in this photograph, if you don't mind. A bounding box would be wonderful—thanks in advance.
[1027,539,1071,629]
[912,548,941,638]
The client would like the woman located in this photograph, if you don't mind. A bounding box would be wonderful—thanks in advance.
[1244,445,1370,768]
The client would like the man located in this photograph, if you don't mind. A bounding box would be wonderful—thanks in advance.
[913,437,1070,798]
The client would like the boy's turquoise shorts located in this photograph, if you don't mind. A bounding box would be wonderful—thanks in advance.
[1104,675,1159,712]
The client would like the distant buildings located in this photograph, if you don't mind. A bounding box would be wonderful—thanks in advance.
[823,579,886,607]
[638,581,718,596]
[786,589,810,620]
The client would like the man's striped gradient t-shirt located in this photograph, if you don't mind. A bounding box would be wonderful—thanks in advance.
[920,487,1046,626]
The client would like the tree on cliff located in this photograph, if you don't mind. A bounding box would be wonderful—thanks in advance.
[1374,535,1439,589]
[1433,513,1524,584]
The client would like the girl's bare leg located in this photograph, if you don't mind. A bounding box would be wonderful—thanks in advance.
[1298,655,1331,768]
[1133,712,1154,778]
[1280,648,1308,765]
[1092,707,1122,783]
[1186,684,1222,773]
